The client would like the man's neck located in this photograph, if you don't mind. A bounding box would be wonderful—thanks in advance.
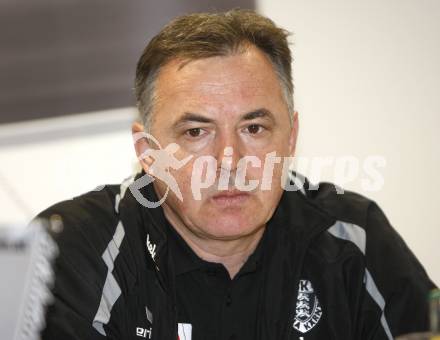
[162,204,265,279]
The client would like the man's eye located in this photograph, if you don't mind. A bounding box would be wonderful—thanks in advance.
[246,124,264,134]
[185,128,203,138]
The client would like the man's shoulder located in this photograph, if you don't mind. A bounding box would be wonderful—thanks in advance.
[303,181,380,229]
[34,185,122,249]
[303,180,404,267]
[37,184,120,225]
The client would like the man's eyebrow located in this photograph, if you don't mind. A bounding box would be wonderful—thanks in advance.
[172,109,275,128]
[172,112,214,128]
[242,108,275,122]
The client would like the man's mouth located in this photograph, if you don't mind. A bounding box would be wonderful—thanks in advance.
[211,190,250,205]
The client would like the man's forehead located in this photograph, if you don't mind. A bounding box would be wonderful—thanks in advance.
[149,46,289,128]
[158,47,278,86]
[155,54,282,105]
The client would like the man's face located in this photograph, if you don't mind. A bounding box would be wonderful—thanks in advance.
[137,45,298,241]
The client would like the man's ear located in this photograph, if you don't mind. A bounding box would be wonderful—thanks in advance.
[131,121,152,173]
[288,111,299,157]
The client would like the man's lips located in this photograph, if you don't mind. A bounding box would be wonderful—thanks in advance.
[211,190,250,205]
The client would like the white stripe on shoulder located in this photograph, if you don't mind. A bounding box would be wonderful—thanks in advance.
[327,220,393,340]
[93,172,140,335]
[114,173,138,213]
[92,221,126,336]
[328,220,366,254]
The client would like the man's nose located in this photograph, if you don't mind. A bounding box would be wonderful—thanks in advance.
[213,132,243,174]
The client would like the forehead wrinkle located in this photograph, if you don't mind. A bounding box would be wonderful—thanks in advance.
[157,58,281,103]
[159,78,268,104]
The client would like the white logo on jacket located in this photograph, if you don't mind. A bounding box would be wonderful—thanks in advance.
[146,234,157,261]
[136,327,152,338]
[293,280,322,333]
[177,323,192,340]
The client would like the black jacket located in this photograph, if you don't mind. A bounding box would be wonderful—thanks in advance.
[36,171,436,340]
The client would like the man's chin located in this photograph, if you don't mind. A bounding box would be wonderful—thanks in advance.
[197,211,264,240]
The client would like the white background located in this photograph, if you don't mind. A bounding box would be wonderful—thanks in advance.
[257,0,440,284]
[0,1,438,284]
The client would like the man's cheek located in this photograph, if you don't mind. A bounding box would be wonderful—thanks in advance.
[173,171,196,198]
[246,157,272,181]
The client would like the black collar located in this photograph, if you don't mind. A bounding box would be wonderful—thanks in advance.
[166,217,266,277]
[165,221,201,275]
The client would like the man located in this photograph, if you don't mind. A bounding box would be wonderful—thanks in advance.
[36,9,435,340]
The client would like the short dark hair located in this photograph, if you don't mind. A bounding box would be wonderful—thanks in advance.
[135,9,293,130]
